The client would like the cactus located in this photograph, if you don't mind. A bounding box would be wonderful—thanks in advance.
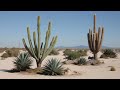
[22,16,58,68]
[87,14,104,60]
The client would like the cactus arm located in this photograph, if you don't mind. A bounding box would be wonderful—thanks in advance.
[41,36,57,61]
[97,27,101,49]
[22,38,35,58]
[87,33,92,52]
[93,14,96,33]
[33,32,38,56]
[95,32,98,53]
[27,27,39,62]
[37,16,41,59]
[98,27,104,51]
[41,22,51,60]
[93,33,96,54]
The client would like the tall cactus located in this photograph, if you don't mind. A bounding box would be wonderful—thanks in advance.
[22,16,58,68]
[87,14,104,60]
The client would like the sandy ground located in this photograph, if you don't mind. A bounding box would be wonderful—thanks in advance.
[0,50,120,79]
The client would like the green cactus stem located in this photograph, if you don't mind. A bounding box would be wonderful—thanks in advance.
[22,16,58,68]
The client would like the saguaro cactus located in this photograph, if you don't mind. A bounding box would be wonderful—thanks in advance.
[87,14,104,60]
[22,16,58,68]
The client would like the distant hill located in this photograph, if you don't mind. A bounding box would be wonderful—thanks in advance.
[56,45,110,49]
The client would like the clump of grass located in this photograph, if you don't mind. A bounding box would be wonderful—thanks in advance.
[110,66,116,71]
[77,50,87,56]
[77,58,87,65]
[66,51,81,60]
[63,49,72,56]
[64,49,87,60]
[1,48,20,58]
[49,49,59,55]
[100,49,117,58]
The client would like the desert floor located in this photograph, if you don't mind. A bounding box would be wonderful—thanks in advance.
[0,50,120,79]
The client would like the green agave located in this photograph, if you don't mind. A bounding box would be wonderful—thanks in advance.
[13,53,32,71]
[42,58,64,75]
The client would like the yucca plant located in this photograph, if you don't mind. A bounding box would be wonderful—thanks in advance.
[13,53,32,71]
[42,58,64,75]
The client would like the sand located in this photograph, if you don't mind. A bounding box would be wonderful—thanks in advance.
[0,50,120,79]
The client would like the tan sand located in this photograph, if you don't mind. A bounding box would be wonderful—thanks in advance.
[0,50,120,79]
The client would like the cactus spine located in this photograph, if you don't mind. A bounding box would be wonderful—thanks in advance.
[22,16,58,68]
[87,14,104,60]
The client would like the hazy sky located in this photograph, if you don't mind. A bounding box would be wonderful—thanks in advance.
[0,11,120,48]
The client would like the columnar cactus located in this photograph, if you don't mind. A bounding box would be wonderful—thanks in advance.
[22,16,58,68]
[87,14,104,60]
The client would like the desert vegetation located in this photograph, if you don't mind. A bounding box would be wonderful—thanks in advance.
[0,14,120,79]
[87,15,104,61]
[42,58,64,75]
[22,16,57,68]
[49,49,59,55]
[1,48,20,58]
[100,49,117,58]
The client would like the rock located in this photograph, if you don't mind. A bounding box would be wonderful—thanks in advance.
[88,56,94,59]
[87,59,102,65]
[64,68,80,75]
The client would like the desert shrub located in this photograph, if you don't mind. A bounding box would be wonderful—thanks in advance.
[63,49,72,56]
[49,49,59,55]
[78,50,87,56]
[1,48,20,58]
[100,49,117,58]
[66,51,81,60]
[13,53,32,71]
[1,53,9,58]
[110,66,116,71]
[0,48,8,53]
[77,58,87,65]
[42,58,64,75]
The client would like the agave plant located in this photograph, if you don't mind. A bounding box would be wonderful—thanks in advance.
[13,53,32,71]
[42,58,64,75]
[78,58,87,65]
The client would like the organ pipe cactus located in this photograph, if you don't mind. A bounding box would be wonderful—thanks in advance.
[22,16,58,68]
[87,14,104,60]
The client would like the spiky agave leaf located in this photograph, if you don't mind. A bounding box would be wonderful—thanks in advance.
[13,53,32,71]
[42,58,64,75]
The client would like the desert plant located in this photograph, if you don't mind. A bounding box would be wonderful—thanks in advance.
[63,49,72,56]
[87,14,104,60]
[1,53,9,58]
[42,58,64,75]
[49,49,59,55]
[110,66,116,71]
[100,49,117,58]
[22,16,57,68]
[66,51,81,60]
[0,47,7,53]
[13,53,32,71]
[77,58,87,65]
[1,48,19,58]
[78,50,87,56]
